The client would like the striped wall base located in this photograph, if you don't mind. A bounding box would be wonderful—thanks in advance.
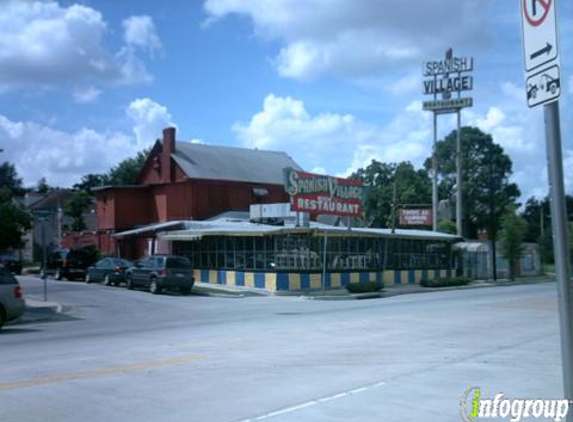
[193,268,453,292]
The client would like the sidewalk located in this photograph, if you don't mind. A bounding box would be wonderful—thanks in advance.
[16,298,63,324]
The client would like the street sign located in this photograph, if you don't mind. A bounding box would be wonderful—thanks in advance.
[521,0,559,72]
[521,0,561,108]
[526,64,561,108]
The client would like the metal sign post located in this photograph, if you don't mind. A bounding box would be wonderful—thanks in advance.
[521,0,571,412]
[33,208,53,302]
[545,101,573,413]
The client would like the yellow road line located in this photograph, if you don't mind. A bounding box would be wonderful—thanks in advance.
[0,354,209,391]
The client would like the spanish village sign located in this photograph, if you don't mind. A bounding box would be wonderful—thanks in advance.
[284,168,364,217]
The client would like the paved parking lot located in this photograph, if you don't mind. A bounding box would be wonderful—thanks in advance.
[0,276,565,422]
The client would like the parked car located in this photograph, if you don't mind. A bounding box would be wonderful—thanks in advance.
[0,264,25,330]
[85,258,133,286]
[0,252,22,275]
[47,246,100,281]
[125,255,194,295]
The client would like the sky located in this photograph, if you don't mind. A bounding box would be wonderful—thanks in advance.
[0,0,571,202]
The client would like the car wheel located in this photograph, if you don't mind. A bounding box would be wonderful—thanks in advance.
[149,277,161,295]
[126,274,134,290]
[0,307,5,331]
[85,273,91,284]
[179,286,191,296]
[55,268,62,281]
[551,84,557,94]
[104,274,111,286]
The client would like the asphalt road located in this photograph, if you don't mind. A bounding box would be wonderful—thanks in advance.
[0,276,564,422]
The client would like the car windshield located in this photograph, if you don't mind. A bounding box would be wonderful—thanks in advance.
[166,257,191,268]
[113,259,132,267]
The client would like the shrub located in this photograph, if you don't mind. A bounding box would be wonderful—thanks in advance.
[345,280,384,293]
[420,277,470,288]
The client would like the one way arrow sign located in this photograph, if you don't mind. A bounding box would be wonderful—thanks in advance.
[530,42,552,60]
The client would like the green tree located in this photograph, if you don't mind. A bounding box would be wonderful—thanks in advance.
[425,127,520,239]
[437,219,457,235]
[0,162,31,251]
[106,149,149,186]
[36,177,51,194]
[353,160,431,228]
[0,162,25,199]
[63,191,92,232]
[499,207,528,281]
[73,173,108,192]
[0,201,32,251]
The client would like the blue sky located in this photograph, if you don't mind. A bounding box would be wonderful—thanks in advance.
[0,0,571,202]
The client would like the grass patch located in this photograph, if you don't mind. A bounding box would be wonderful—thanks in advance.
[421,277,470,288]
[345,281,384,294]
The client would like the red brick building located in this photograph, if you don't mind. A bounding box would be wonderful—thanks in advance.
[95,127,301,258]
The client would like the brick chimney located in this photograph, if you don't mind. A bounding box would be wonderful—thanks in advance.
[162,127,176,183]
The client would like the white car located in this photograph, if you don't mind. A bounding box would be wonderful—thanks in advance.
[0,264,25,330]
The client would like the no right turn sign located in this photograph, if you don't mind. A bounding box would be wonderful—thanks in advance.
[521,0,561,107]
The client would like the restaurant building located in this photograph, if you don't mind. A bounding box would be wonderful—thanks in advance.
[99,127,461,292]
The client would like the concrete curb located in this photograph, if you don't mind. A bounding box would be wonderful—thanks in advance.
[307,278,555,301]
[16,298,64,324]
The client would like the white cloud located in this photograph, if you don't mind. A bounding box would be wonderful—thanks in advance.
[73,86,101,103]
[232,94,430,177]
[0,1,158,91]
[0,98,175,187]
[123,15,163,57]
[126,98,175,147]
[0,117,135,187]
[204,0,490,80]
[233,90,571,202]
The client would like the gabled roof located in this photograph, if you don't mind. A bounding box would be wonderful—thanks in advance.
[172,142,303,184]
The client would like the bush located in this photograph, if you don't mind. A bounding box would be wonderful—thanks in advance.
[345,280,384,293]
[420,277,470,288]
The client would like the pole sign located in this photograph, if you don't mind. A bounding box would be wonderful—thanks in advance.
[422,49,474,113]
[399,208,433,226]
[521,0,560,108]
[284,168,364,217]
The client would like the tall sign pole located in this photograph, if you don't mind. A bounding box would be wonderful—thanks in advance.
[422,49,473,234]
[521,0,572,413]
[456,109,462,236]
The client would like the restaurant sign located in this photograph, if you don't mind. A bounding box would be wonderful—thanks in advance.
[284,168,364,217]
[399,208,433,226]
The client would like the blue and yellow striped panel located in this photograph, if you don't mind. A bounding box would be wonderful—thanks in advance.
[190,268,454,291]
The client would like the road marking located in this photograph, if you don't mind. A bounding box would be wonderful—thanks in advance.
[0,354,209,391]
[239,380,386,422]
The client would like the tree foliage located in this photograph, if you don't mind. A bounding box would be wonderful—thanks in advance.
[353,160,431,228]
[499,207,528,281]
[63,191,92,232]
[0,162,25,199]
[73,174,108,192]
[425,127,520,238]
[437,219,457,235]
[106,149,149,186]
[0,161,31,251]
[73,148,151,189]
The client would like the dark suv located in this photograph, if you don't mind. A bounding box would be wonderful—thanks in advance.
[47,247,100,281]
[125,255,194,295]
[0,253,22,275]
